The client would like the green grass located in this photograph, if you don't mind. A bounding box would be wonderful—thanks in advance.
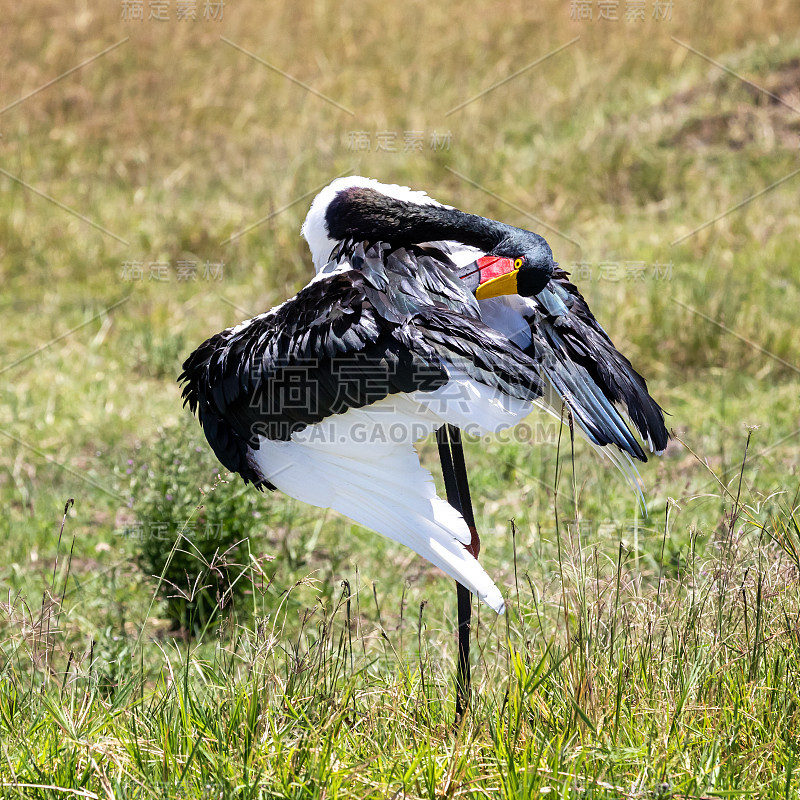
[2,0,800,795]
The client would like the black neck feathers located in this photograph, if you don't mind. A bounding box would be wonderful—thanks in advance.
[325,187,507,252]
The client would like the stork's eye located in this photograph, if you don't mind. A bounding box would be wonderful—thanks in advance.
[514,257,524,269]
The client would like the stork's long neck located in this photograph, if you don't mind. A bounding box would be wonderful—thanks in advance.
[325,187,509,253]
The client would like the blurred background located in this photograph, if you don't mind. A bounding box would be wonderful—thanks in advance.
[1,0,799,778]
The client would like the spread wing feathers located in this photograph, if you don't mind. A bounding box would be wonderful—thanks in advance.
[330,241,481,318]
[179,262,544,488]
[333,243,668,461]
[525,268,669,461]
[323,242,666,463]
[252,431,505,612]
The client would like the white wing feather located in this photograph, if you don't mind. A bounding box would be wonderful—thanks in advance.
[249,392,516,613]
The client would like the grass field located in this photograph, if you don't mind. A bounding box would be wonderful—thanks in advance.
[2,0,800,796]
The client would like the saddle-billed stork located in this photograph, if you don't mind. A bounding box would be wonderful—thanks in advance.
[180,176,668,721]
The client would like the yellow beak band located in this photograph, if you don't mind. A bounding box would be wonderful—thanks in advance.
[475,269,520,300]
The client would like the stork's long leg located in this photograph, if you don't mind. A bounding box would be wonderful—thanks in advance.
[436,425,481,725]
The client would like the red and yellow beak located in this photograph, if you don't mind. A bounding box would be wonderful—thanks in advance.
[473,256,520,300]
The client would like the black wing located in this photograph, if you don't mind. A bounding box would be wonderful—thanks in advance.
[335,242,668,462]
[522,268,668,460]
[180,257,543,488]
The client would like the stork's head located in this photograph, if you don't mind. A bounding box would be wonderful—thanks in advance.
[467,231,555,300]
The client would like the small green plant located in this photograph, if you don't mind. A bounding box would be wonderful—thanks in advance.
[121,419,265,633]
